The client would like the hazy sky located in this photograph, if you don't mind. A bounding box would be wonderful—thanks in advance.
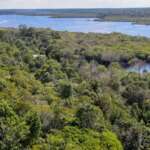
[0,0,150,9]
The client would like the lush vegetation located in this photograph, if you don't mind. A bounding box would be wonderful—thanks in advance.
[0,26,150,150]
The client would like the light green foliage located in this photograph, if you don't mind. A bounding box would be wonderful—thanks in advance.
[35,59,66,83]
[43,127,123,150]
[99,131,123,150]
[0,100,29,149]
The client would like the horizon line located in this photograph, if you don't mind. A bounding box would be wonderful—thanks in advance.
[0,7,150,10]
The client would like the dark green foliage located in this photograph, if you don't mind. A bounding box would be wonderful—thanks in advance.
[25,112,41,144]
[122,83,146,105]
[41,107,65,132]
[58,80,73,99]
[76,104,105,130]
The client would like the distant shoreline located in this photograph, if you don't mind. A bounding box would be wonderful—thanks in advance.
[1,8,150,25]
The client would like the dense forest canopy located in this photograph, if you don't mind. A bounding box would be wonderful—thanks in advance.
[0,26,150,149]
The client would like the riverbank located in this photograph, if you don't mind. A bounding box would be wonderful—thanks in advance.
[94,16,150,25]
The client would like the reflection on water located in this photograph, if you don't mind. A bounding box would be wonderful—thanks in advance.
[127,63,150,73]
[0,20,8,24]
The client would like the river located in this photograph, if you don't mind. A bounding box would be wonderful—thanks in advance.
[0,15,150,37]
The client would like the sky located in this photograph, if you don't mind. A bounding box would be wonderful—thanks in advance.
[0,0,150,9]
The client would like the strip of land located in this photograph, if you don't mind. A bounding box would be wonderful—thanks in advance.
[1,8,150,25]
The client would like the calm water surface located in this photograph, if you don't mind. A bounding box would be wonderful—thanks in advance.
[0,15,150,37]
[128,63,150,73]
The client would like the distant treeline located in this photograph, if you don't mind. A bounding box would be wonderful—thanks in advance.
[96,8,150,18]
[0,8,150,18]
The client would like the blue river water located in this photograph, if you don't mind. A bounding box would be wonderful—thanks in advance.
[127,63,150,73]
[0,15,150,37]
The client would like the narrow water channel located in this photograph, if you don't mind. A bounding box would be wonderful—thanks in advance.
[127,63,150,73]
